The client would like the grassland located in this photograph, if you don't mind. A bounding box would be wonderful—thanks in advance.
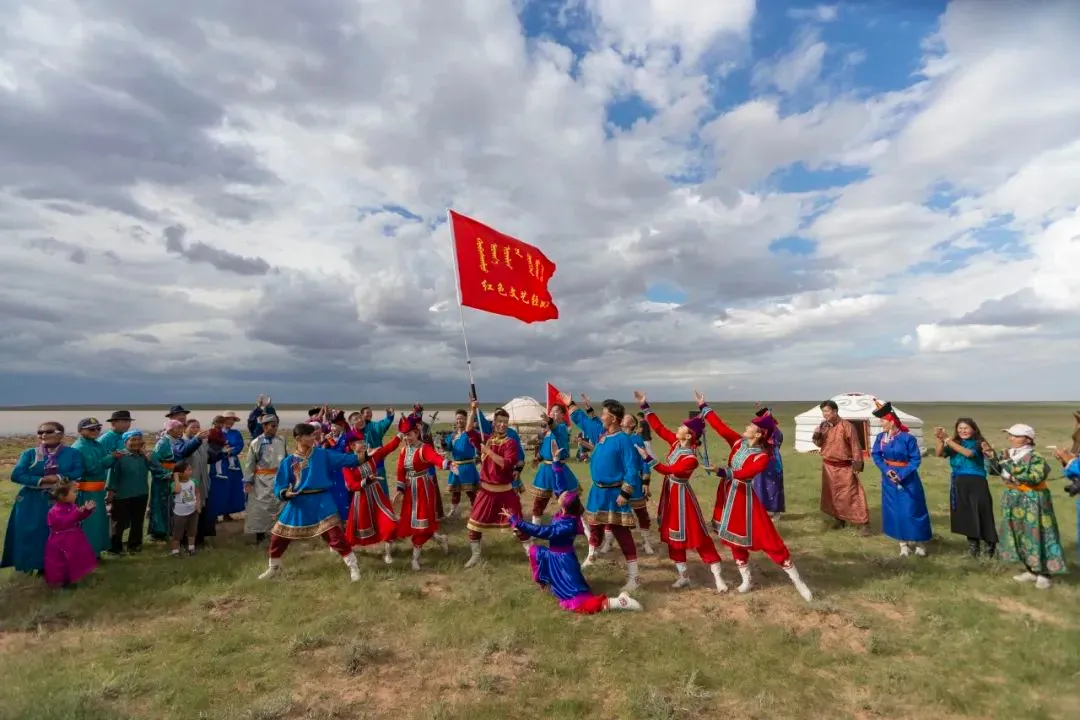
[1,401,1078,720]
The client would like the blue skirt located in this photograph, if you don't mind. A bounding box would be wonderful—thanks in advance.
[447,462,479,490]
[584,484,636,527]
[533,463,580,496]
[273,492,342,539]
[881,472,932,542]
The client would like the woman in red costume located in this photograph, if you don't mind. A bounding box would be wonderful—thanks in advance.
[343,432,403,566]
[694,390,813,602]
[393,415,453,571]
[634,391,728,592]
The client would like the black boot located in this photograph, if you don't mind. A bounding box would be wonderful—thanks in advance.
[967,539,980,557]
[255,532,266,545]
[986,542,997,558]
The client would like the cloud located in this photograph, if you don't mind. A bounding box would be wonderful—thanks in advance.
[162,224,274,276]
[1,0,1079,405]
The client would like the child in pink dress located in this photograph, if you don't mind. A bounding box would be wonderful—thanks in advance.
[44,481,99,588]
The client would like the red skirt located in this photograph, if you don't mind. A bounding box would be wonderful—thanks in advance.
[658,478,713,550]
[397,475,441,538]
[345,482,399,546]
[713,479,789,555]
[466,485,523,533]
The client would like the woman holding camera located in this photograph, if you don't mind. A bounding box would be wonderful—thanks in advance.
[983,425,1066,589]
[934,418,998,558]
[1053,446,1080,563]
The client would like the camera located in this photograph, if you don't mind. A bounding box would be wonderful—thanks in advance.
[1065,478,1080,498]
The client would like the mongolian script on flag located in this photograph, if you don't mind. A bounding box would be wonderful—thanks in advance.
[449,210,559,324]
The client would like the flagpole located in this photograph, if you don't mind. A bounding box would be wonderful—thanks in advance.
[447,209,487,446]
[447,209,479,402]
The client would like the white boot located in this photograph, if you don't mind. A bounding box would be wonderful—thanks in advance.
[435,533,450,554]
[899,542,911,557]
[382,542,393,565]
[464,540,482,569]
[531,515,542,525]
[599,530,615,554]
[672,562,691,589]
[783,563,813,602]
[582,547,598,569]
[736,563,752,593]
[709,562,729,593]
[1035,575,1052,590]
[605,592,643,611]
[639,530,655,556]
[446,503,459,518]
[913,544,927,558]
[621,560,640,593]
[411,546,422,572]
[343,552,361,582]
[258,557,281,580]
[521,541,532,558]
[1013,571,1038,583]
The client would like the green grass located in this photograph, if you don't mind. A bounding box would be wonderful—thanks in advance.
[1,402,1079,719]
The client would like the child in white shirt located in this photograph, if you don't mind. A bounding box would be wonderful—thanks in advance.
[170,461,199,557]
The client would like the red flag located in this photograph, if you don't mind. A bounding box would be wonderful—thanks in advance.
[449,210,559,323]
[546,382,569,423]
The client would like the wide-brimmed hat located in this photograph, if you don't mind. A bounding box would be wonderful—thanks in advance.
[1003,423,1035,440]
[221,411,239,421]
[165,405,190,417]
[108,410,134,423]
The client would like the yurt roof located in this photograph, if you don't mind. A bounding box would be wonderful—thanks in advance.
[500,396,548,425]
[793,392,922,423]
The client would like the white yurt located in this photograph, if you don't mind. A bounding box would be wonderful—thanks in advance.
[792,392,925,455]
[499,396,549,449]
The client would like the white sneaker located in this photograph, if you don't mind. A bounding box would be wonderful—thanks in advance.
[1013,571,1038,583]
[671,574,691,589]
[258,559,281,580]
[1035,576,1052,590]
[582,550,597,569]
[783,564,813,603]
[709,563,729,593]
[640,532,656,556]
[914,545,927,558]
[446,504,459,519]
[343,553,361,582]
[435,534,450,554]
[464,541,482,569]
[899,543,911,558]
[411,547,422,572]
[382,543,393,565]
[736,564,752,594]
[621,560,640,593]
[606,592,643,611]
[599,531,615,554]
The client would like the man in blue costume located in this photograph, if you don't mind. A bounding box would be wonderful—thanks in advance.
[530,404,579,524]
[562,393,643,593]
[258,422,365,582]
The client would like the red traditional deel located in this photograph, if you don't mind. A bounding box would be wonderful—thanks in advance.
[449,210,559,324]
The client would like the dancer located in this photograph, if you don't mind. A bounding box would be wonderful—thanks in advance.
[871,401,931,557]
[444,406,481,518]
[563,393,642,592]
[465,407,530,568]
[504,490,642,614]
[343,433,403,565]
[43,480,99,588]
[531,403,579,522]
[243,414,288,546]
[984,425,1066,589]
[635,392,727,592]
[394,415,453,571]
[258,423,364,582]
[752,406,785,519]
[813,399,871,534]
[934,418,997,557]
[567,397,617,553]
[695,391,813,602]
[622,413,655,556]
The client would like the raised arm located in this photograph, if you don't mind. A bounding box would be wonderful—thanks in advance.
[569,406,603,444]
[372,412,394,439]
[370,434,403,464]
[698,405,742,447]
[640,403,677,445]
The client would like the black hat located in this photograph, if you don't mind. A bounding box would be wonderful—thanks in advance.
[308,407,322,417]
[754,406,771,418]
[108,410,134,422]
[871,401,893,419]
[165,405,190,417]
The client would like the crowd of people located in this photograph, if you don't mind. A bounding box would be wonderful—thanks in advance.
[2,392,1078,612]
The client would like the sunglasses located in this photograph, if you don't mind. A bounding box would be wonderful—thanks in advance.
[37,429,60,436]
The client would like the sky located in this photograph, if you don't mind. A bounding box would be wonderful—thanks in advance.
[2,0,1080,406]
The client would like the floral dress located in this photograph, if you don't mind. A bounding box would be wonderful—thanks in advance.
[987,448,1066,575]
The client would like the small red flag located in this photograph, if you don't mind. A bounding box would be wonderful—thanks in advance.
[450,210,559,324]
[546,382,569,423]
